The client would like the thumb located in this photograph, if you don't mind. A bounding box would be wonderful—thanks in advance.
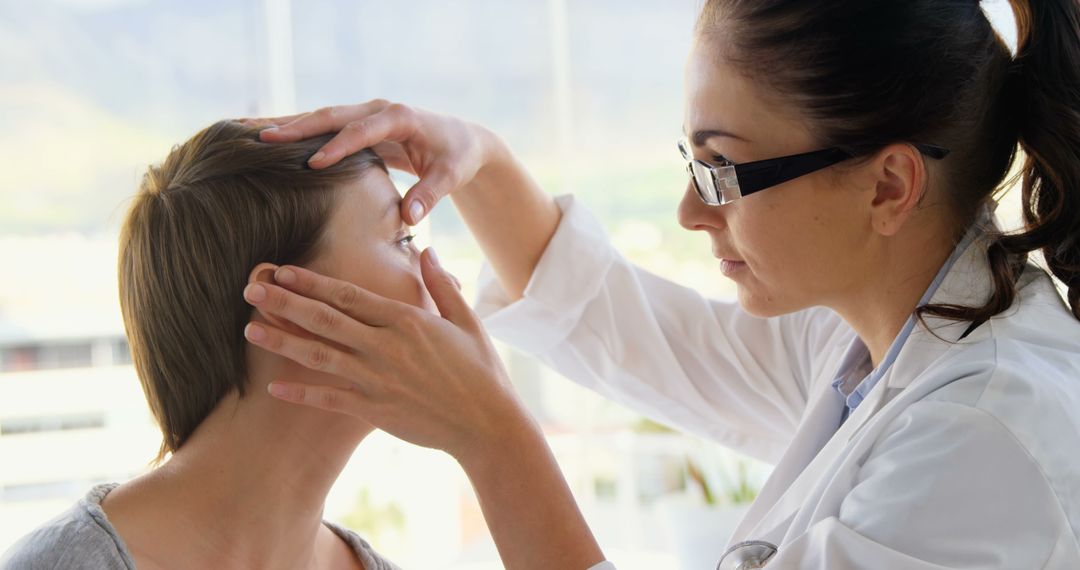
[420,248,477,330]
[401,164,460,226]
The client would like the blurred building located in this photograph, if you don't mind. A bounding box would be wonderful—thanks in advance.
[0,235,161,548]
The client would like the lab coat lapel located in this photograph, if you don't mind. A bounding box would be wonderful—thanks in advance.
[734,368,894,546]
[726,382,842,545]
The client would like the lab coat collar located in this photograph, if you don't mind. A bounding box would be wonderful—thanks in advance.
[884,203,1001,391]
[831,201,999,406]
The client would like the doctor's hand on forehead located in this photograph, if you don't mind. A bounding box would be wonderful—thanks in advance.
[246,100,500,226]
[246,99,564,305]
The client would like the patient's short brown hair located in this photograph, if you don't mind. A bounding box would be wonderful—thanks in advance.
[119,120,385,462]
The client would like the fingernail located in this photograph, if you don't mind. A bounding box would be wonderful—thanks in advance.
[309,151,325,164]
[267,382,289,398]
[262,126,279,133]
[245,323,266,342]
[409,201,425,223]
[275,267,297,285]
[244,283,267,303]
[428,247,441,268]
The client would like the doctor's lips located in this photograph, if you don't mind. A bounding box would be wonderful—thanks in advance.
[719,259,747,276]
[713,249,747,276]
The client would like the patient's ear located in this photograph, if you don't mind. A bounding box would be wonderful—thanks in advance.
[247,262,304,334]
[249,262,278,287]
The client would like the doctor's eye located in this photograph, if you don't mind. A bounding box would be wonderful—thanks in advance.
[711,154,736,168]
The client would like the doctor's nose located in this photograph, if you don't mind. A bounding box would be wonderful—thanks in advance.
[677,179,728,232]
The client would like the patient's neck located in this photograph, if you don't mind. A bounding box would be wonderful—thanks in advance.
[112,353,373,569]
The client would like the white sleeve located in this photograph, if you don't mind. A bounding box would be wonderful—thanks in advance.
[474,194,852,463]
[769,401,1068,569]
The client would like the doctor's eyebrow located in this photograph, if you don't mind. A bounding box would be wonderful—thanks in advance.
[682,124,751,146]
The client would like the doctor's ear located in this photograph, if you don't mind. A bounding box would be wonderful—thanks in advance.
[865,143,928,237]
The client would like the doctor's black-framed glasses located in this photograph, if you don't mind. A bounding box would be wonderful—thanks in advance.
[677,138,951,206]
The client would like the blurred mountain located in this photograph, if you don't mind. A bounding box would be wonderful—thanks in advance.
[0,0,697,234]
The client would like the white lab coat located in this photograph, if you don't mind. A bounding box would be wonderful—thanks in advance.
[475,195,1080,569]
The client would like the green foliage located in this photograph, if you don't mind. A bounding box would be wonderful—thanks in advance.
[339,488,405,545]
[686,456,760,507]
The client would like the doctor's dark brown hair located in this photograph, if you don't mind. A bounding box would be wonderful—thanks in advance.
[118,120,386,462]
[696,0,1080,325]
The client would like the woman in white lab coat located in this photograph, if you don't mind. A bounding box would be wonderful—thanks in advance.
[239,0,1080,568]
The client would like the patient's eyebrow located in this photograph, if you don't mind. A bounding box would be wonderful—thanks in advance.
[379,200,402,226]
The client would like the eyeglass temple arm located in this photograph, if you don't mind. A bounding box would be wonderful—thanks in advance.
[914,143,950,159]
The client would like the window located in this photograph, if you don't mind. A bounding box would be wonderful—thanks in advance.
[0,413,106,436]
[0,342,94,372]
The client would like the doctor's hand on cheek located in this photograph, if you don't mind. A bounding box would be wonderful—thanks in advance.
[244,248,524,460]
[242,248,608,570]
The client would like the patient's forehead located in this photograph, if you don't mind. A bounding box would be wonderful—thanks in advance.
[333,169,403,229]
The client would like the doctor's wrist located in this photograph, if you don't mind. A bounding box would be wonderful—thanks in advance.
[454,411,546,476]
[454,415,606,570]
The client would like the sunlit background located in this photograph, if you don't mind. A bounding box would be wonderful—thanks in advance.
[0,1,1027,568]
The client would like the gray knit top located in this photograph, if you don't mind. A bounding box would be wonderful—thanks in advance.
[0,483,401,569]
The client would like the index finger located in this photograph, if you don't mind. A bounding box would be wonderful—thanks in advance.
[235,112,305,128]
[272,265,409,327]
[259,99,392,143]
[299,105,419,169]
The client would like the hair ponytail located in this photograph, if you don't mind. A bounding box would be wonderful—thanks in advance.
[993,0,1080,319]
[917,0,1080,328]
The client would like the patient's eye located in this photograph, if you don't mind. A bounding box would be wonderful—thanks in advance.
[395,231,417,252]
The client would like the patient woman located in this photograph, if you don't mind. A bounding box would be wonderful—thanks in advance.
[0,120,420,569]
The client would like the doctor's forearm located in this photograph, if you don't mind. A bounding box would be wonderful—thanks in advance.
[451,132,561,300]
[458,423,606,570]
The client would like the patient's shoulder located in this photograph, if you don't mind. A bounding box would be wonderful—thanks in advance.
[323,521,403,570]
[0,484,132,570]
